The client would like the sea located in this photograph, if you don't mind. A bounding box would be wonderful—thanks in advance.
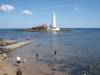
[0,28,100,75]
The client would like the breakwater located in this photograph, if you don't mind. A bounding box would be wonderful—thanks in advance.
[4,40,32,50]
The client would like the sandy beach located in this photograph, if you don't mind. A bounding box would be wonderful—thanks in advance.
[0,53,68,75]
[0,54,26,75]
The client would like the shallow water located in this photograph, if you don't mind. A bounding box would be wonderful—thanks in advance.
[0,28,100,75]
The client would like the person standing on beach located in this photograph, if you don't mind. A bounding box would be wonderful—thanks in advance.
[3,53,7,60]
[16,68,22,75]
[26,37,31,40]
[54,50,57,56]
[35,53,39,58]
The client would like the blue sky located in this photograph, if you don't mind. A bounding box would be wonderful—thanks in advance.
[0,0,100,28]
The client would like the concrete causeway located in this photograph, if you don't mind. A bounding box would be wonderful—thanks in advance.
[5,40,32,50]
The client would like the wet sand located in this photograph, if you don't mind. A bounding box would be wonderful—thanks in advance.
[0,40,69,75]
[0,55,68,75]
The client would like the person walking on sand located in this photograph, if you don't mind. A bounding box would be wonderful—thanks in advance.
[16,56,21,66]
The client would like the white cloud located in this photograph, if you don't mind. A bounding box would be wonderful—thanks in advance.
[21,10,33,16]
[0,4,15,13]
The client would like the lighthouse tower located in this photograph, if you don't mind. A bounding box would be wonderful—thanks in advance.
[52,11,56,28]
[50,11,60,31]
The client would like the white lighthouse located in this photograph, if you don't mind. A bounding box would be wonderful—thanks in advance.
[52,11,56,28]
[50,11,60,31]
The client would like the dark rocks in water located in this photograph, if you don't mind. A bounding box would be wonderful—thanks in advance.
[36,44,43,47]
[32,24,48,31]
[0,47,9,54]
[0,39,17,46]
[17,24,48,32]
[71,63,100,75]
[0,38,3,41]
[60,28,72,31]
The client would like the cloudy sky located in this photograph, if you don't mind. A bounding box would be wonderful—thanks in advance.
[0,0,100,28]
